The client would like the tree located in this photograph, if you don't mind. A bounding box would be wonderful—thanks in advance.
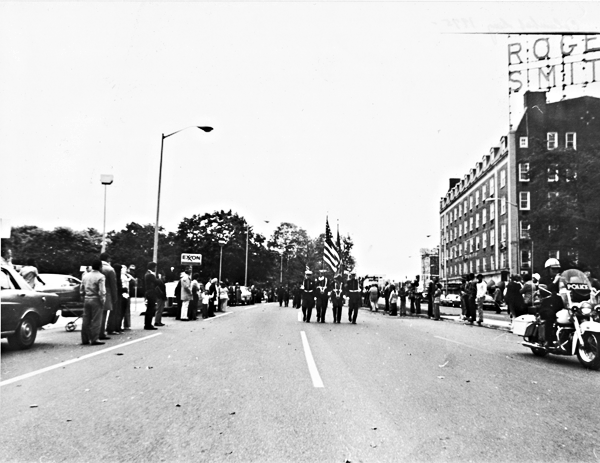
[526,140,600,273]
[176,210,273,285]
[268,222,311,284]
[107,222,180,281]
[1,225,102,275]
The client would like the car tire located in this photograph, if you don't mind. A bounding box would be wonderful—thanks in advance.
[8,316,38,350]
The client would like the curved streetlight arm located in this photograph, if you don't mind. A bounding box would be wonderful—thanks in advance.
[164,126,213,139]
[153,125,214,265]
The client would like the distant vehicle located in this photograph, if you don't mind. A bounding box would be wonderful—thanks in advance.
[37,273,83,317]
[445,294,462,307]
[1,264,60,349]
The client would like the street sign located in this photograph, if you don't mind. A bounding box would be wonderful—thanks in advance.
[181,253,202,265]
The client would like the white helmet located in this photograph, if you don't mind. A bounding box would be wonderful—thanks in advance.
[545,258,560,268]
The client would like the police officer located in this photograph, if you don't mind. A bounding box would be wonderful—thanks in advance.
[316,271,329,323]
[346,271,361,324]
[538,258,563,346]
[301,270,316,322]
[330,274,345,323]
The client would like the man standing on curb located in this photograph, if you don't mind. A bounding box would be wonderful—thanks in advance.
[475,274,487,326]
[80,259,107,345]
[465,273,477,325]
[99,253,118,340]
[346,271,361,324]
[143,262,160,330]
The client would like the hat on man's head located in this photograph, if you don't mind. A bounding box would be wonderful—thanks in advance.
[533,273,541,281]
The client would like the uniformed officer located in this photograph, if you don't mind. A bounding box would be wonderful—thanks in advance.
[301,270,316,322]
[330,274,345,323]
[346,271,361,324]
[315,271,329,323]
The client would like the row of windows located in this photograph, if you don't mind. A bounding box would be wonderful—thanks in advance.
[442,173,505,229]
[519,163,577,183]
[445,253,507,278]
[519,132,577,150]
[445,225,506,260]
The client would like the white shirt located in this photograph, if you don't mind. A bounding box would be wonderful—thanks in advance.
[476,281,488,298]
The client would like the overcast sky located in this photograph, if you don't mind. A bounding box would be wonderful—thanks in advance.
[1,1,599,281]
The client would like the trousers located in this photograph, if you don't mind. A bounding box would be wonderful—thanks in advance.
[82,298,103,344]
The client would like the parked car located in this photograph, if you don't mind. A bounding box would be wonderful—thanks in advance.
[1,264,60,349]
[445,294,462,307]
[37,273,83,317]
[482,294,501,312]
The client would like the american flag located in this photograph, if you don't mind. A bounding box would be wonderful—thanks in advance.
[324,217,340,272]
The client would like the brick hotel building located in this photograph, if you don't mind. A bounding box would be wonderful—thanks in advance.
[439,91,600,290]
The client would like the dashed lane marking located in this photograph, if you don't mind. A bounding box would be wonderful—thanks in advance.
[0,333,162,387]
[300,331,324,388]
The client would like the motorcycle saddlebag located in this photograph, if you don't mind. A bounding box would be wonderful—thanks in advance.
[512,314,536,336]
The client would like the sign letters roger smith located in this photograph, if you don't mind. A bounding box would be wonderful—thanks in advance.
[508,34,600,93]
[181,253,202,265]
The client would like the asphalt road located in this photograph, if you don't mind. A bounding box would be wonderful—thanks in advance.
[1,302,599,463]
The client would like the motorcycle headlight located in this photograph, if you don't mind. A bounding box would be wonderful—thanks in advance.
[580,301,593,316]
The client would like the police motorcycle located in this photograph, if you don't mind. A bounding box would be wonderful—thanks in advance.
[515,269,600,370]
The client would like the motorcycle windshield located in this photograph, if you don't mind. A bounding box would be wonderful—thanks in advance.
[559,269,591,303]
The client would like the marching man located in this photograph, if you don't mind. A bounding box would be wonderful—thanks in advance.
[330,274,345,323]
[316,270,329,323]
[301,269,316,322]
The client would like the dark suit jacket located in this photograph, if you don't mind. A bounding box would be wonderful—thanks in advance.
[101,262,118,310]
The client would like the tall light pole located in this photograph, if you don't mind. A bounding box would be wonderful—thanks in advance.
[218,238,226,284]
[153,126,213,265]
[100,174,114,253]
[245,222,249,287]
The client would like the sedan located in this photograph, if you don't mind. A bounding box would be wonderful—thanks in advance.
[37,273,83,317]
[1,264,60,349]
[445,294,462,307]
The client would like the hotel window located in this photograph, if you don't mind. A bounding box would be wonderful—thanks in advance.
[482,258,487,272]
[500,170,506,188]
[519,191,530,210]
[482,232,487,249]
[469,239,474,253]
[501,224,507,243]
[469,195,473,210]
[547,132,558,150]
[490,229,495,246]
[519,163,530,182]
[476,236,480,251]
[520,137,528,148]
[520,221,531,239]
[566,132,576,150]
[521,250,532,269]
[469,217,474,232]
[490,202,495,220]
[458,223,462,236]
[548,166,559,182]
[476,259,480,272]
[469,261,473,273]
[458,246,462,257]
[490,255,495,269]
[482,185,487,199]
[464,220,468,234]
[475,213,480,228]
[482,208,487,225]
[475,190,480,206]
[490,178,495,196]
[500,253,506,269]
[458,204,462,217]
[464,242,468,254]
[501,197,507,215]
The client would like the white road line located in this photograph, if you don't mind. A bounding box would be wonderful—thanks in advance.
[300,331,324,388]
[0,333,162,387]
[206,312,232,319]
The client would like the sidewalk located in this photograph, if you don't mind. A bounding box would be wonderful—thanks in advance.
[360,303,513,332]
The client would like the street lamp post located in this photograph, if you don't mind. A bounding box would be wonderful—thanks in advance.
[218,238,226,284]
[153,126,213,265]
[245,222,249,287]
[100,174,114,253]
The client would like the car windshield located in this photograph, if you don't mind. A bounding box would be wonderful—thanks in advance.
[2,266,33,291]
[38,274,68,287]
